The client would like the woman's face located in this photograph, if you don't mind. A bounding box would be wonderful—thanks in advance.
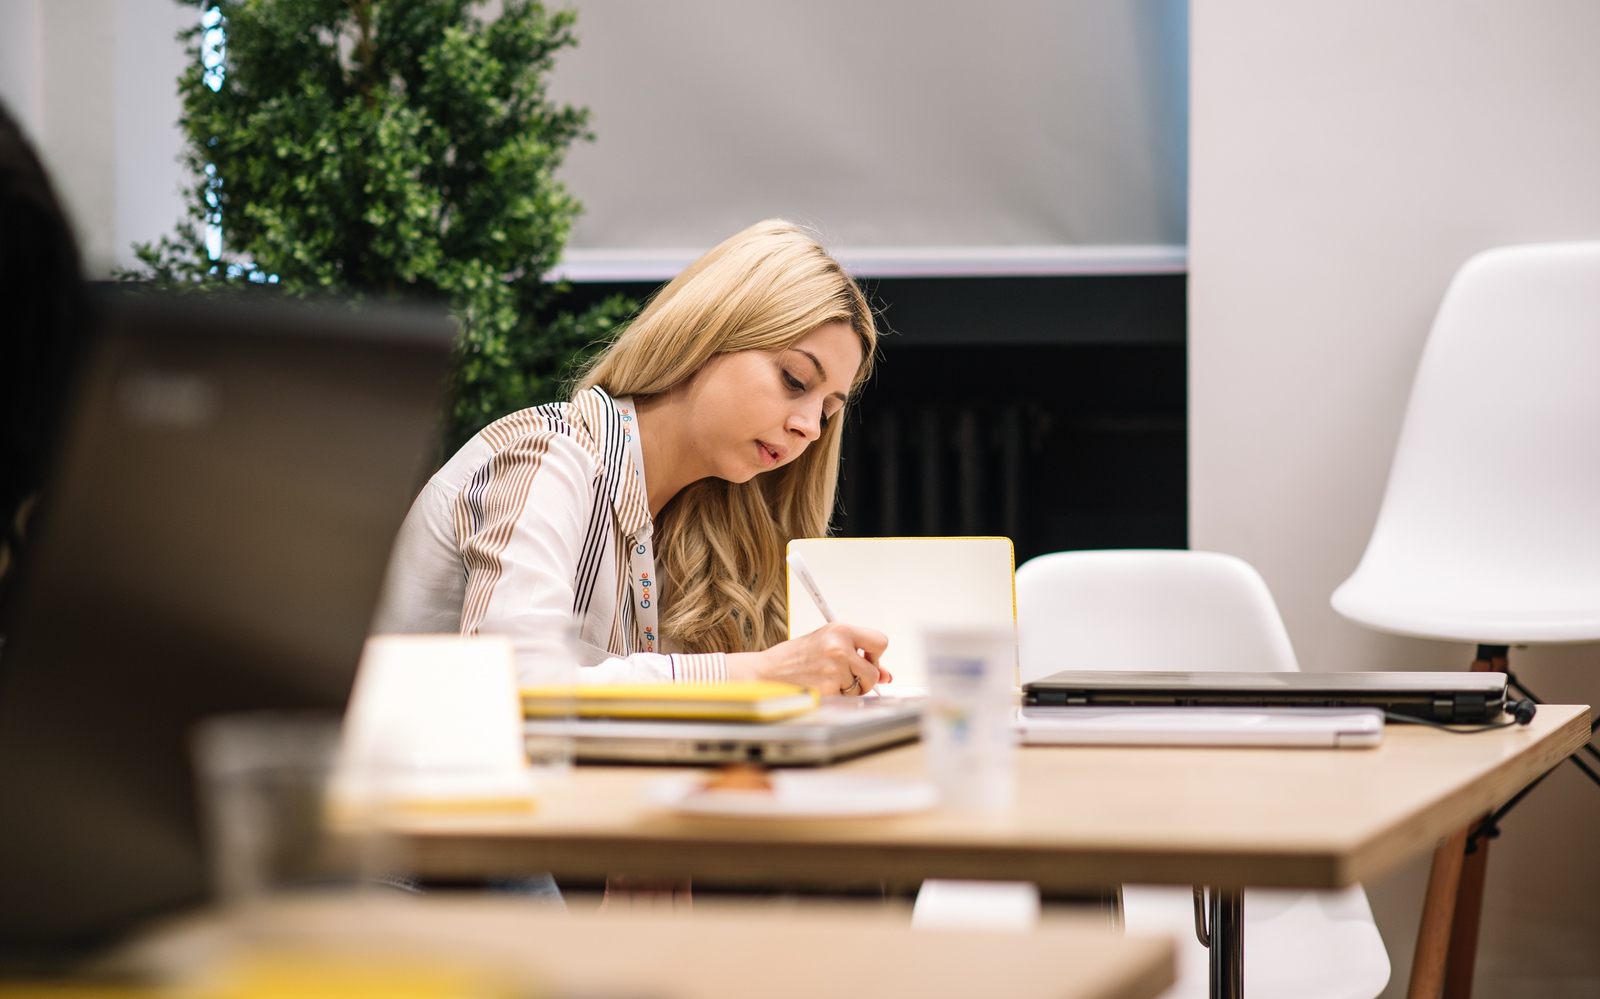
[680,321,864,484]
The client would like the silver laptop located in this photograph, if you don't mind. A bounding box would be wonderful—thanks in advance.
[525,697,923,766]
[1023,671,1509,723]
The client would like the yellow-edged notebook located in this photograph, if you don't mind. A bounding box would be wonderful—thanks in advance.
[521,681,819,721]
[786,537,1016,687]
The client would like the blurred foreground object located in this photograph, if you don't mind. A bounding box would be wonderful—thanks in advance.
[123,1,634,448]
[0,294,452,962]
[103,895,1175,999]
[0,99,89,609]
[331,635,538,820]
[920,624,1018,813]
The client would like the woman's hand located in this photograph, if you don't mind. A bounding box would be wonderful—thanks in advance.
[726,622,891,694]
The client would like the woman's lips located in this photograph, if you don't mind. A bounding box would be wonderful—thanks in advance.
[756,440,782,468]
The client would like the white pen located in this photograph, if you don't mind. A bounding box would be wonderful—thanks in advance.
[788,552,888,694]
[786,552,837,623]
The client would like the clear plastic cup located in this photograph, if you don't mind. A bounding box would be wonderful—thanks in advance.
[192,712,343,904]
[920,624,1019,812]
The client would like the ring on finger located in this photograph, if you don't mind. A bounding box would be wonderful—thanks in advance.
[840,674,862,695]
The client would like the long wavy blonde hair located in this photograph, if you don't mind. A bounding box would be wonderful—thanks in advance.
[578,220,877,654]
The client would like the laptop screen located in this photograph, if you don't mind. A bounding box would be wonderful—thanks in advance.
[0,294,452,960]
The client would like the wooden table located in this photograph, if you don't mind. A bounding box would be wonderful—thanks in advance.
[118,896,1175,999]
[393,704,1590,896]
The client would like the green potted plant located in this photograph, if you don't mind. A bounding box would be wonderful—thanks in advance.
[129,0,632,449]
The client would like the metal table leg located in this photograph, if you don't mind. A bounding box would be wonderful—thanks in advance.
[1194,886,1243,999]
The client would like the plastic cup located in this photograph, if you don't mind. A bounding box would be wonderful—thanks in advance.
[920,624,1019,812]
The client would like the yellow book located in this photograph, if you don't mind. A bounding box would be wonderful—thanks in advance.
[521,681,819,721]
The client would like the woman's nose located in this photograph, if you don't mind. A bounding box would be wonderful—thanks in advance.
[788,407,822,441]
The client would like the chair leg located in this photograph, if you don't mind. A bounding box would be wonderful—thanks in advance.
[1438,647,1505,998]
[1408,826,1468,999]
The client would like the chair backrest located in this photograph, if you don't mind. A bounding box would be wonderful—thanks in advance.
[1331,242,1600,644]
[1015,550,1298,683]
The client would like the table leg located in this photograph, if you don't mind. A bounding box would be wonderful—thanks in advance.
[1441,819,1490,999]
[1436,647,1506,999]
[1208,888,1242,999]
[1408,825,1468,999]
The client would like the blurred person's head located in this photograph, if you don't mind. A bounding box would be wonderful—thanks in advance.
[0,101,90,599]
[580,219,877,655]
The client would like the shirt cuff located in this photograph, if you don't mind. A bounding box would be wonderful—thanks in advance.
[668,652,727,682]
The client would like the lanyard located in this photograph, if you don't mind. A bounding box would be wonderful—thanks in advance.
[615,398,659,653]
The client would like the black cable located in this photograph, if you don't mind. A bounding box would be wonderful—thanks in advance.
[1466,766,1555,853]
[1383,712,1520,733]
[1505,667,1600,763]
[1569,752,1600,791]
[1465,753,1600,854]
[1382,699,1535,733]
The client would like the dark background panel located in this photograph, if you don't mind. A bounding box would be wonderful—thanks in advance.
[548,274,1188,564]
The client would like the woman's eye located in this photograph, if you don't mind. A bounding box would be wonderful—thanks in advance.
[782,370,805,391]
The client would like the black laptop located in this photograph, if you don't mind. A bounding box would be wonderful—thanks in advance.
[0,293,453,962]
[1022,671,1509,723]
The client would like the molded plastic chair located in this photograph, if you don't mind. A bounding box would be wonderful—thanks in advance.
[1017,549,1391,999]
[1332,241,1600,642]
[1330,242,1600,998]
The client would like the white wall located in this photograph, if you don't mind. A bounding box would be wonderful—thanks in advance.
[0,0,189,276]
[1190,2,1600,996]
[550,0,1188,253]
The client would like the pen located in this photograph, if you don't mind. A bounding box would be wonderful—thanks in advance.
[786,552,837,623]
[787,553,891,691]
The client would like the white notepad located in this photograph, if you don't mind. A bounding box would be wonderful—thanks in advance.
[786,537,1016,688]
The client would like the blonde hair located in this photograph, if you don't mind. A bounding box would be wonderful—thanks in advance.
[578,220,876,654]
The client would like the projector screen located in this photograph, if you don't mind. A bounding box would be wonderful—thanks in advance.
[547,0,1189,276]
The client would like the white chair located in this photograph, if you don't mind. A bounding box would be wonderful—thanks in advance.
[1017,549,1391,999]
[1333,241,1600,643]
[1331,241,1600,998]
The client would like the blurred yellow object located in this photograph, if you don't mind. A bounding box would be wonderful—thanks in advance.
[0,951,525,999]
[207,952,518,999]
[521,681,818,721]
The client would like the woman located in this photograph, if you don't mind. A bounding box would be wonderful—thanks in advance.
[376,220,889,694]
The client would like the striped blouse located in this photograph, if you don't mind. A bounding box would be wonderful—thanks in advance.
[373,386,727,684]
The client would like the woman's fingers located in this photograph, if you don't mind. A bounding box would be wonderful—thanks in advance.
[819,623,887,694]
[838,624,889,661]
[843,656,881,694]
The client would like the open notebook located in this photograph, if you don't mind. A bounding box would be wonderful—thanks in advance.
[785,537,1016,688]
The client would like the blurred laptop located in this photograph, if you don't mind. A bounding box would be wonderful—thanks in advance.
[0,293,453,962]
[526,696,922,766]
